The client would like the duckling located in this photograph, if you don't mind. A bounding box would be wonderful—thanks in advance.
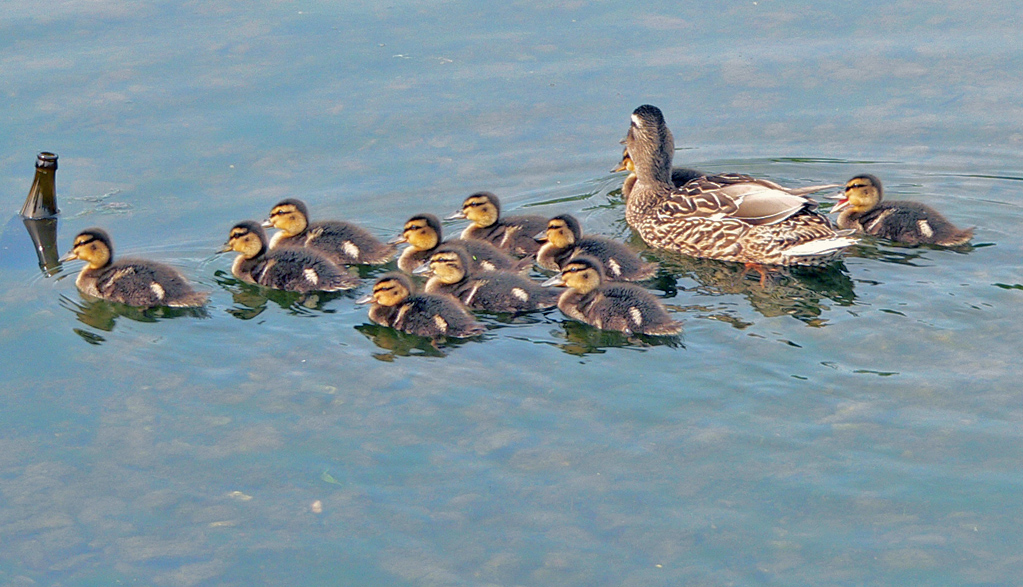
[613,147,704,201]
[393,213,522,273]
[536,214,657,282]
[415,244,561,313]
[542,256,681,335]
[623,104,853,266]
[830,174,974,246]
[222,221,359,292]
[263,198,396,265]
[61,228,208,308]
[356,272,485,338]
[448,192,548,257]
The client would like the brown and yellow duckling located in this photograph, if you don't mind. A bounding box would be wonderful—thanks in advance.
[614,147,704,201]
[542,256,682,336]
[356,272,486,338]
[449,191,548,257]
[414,244,561,313]
[623,104,853,266]
[61,228,208,307]
[830,174,974,246]
[263,198,396,265]
[536,214,657,282]
[393,213,522,273]
[222,221,359,292]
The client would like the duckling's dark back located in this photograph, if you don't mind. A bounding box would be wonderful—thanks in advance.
[246,248,358,292]
[93,259,208,307]
[856,201,974,246]
[444,271,560,313]
[288,220,396,265]
[586,283,682,336]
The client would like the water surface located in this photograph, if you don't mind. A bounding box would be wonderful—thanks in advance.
[2,1,1023,585]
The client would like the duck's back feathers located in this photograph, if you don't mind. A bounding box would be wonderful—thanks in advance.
[368,295,485,339]
[844,201,974,246]
[430,271,560,313]
[462,215,548,256]
[82,259,208,308]
[538,236,657,282]
[276,220,396,265]
[560,284,682,336]
[236,248,358,292]
[398,238,520,273]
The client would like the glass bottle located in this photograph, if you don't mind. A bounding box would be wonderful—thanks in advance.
[21,151,59,219]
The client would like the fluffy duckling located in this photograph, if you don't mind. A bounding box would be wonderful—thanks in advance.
[356,272,485,338]
[415,244,561,313]
[449,192,547,257]
[543,256,681,336]
[263,198,396,265]
[222,221,359,292]
[614,147,704,201]
[831,174,974,246]
[536,214,657,282]
[393,213,522,273]
[61,228,208,307]
[623,104,853,266]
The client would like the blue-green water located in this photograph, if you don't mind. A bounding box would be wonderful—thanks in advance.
[3,1,1023,585]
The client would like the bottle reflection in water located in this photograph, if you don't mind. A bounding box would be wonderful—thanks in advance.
[20,152,61,275]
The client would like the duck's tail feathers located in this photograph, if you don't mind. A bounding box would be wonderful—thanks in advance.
[786,183,843,196]
[781,234,859,259]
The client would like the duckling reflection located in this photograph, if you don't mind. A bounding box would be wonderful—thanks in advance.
[543,256,682,336]
[222,221,359,292]
[393,213,522,273]
[353,324,453,360]
[263,198,396,265]
[59,293,208,343]
[213,269,346,320]
[830,175,974,246]
[449,192,547,257]
[416,244,560,313]
[357,272,486,339]
[61,228,208,307]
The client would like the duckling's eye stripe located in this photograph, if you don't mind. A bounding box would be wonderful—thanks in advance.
[75,236,99,247]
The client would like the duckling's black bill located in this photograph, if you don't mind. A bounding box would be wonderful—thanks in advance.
[541,275,565,287]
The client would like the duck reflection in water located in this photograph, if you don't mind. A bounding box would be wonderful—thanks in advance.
[648,244,858,328]
[353,323,472,360]
[59,294,208,344]
[213,269,347,320]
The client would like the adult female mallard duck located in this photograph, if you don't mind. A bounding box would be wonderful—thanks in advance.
[448,191,547,257]
[356,272,486,338]
[222,221,359,292]
[830,174,974,246]
[623,104,855,266]
[542,256,681,335]
[415,244,560,313]
[535,214,657,282]
[393,213,523,273]
[613,147,704,201]
[262,198,396,265]
[61,228,208,307]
